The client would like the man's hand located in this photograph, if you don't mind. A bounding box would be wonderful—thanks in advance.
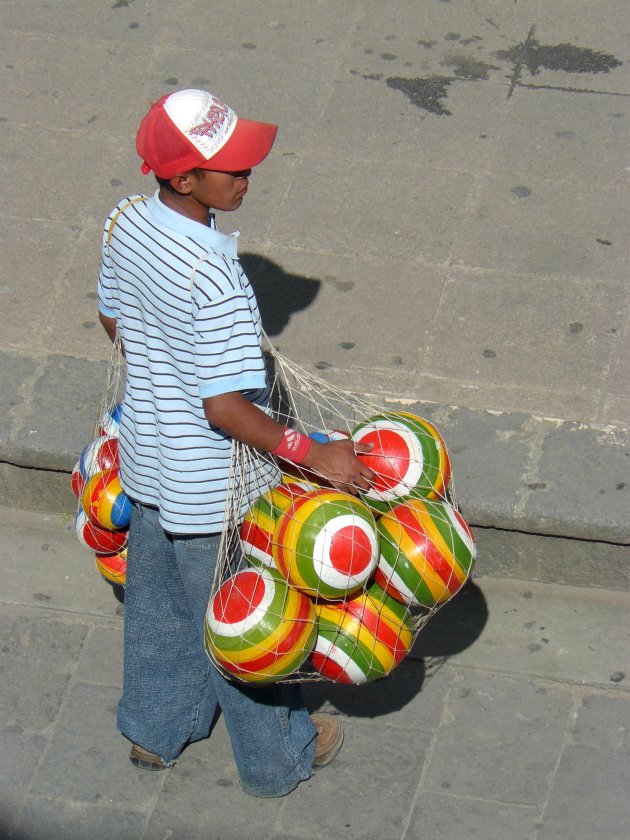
[301,438,374,497]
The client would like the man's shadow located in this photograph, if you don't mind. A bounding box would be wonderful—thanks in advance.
[240,253,321,337]
[304,580,488,718]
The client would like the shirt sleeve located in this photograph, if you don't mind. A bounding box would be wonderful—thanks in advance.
[97,210,120,318]
[192,263,267,399]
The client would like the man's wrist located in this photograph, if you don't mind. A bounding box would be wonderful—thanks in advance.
[271,428,312,464]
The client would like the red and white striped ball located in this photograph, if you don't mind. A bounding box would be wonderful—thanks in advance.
[240,481,314,569]
[71,460,85,499]
[273,489,379,600]
[310,582,413,684]
[352,412,451,512]
[205,567,317,683]
[78,435,119,480]
[95,549,127,586]
[376,498,476,607]
[81,468,131,530]
[75,508,128,555]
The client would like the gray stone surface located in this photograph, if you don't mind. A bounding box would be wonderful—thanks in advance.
[1,506,629,839]
[538,745,630,840]
[1,2,630,833]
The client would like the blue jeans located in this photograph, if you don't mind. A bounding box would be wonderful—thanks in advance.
[117,502,316,797]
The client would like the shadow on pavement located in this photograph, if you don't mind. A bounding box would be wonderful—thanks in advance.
[240,252,321,337]
[304,581,488,718]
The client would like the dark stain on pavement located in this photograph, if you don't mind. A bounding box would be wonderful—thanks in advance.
[385,75,453,115]
[511,186,532,198]
[441,55,499,80]
[495,38,623,76]
[596,238,613,246]
[365,22,622,116]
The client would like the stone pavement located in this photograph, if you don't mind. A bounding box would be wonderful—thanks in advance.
[1,505,629,840]
[0,0,629,836]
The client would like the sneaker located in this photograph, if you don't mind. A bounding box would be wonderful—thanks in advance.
[311,714,344,768]
[129,743,170,771]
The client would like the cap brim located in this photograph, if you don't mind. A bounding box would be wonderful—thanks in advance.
[195,117,278,173]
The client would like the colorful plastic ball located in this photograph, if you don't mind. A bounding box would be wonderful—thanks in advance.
[240,481,313,569]
[273,489,379,600]
[352,412,451,512]
[95,549,127,586]
[71,460,85,499]
[205,567,317,684]
[310,582,413,684]
[376,498,476,608]
[99,402,123,437]
[81,468,131,530]
[75,508,128,554]
[78,435,119,480]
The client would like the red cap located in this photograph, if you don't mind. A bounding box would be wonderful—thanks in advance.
[136,89,278,178]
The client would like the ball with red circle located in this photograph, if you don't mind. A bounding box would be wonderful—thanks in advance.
[205,567,317,683]
[273,489,379,600]
[352,412,451,512]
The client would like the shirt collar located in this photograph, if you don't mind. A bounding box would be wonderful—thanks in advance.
[147,190,239,258]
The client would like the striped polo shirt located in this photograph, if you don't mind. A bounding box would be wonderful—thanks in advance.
[98,190,278,534]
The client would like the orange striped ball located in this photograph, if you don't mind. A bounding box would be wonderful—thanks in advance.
[205,568,317,684]
[81,468,131,530]
[95,549,127,586]
[376,499,476,607]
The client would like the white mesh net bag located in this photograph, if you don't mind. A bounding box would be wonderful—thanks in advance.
[205,338,477,685]
[70,335,129,587]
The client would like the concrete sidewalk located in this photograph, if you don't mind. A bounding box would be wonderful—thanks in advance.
[0,2,629,834]
[1,505,629,840]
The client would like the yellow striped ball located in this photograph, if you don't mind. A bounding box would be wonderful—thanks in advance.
[81,468,131,530]
[310,582,413,684]
[240,481,314,568]
[376,498,476,607]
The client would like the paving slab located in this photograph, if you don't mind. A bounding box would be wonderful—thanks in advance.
[538,745,630,840]
[407,793,539,840]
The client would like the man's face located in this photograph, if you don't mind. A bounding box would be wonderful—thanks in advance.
[187,168,252,212]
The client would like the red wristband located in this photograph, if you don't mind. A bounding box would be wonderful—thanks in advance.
[271,427,312,465]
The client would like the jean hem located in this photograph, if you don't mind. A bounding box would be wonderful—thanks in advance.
[240,769,314,799]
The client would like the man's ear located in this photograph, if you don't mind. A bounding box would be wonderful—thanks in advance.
[169,173,193,195]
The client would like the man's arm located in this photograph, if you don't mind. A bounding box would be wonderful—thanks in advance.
[203,392,373,496]
[99,312,118,344]
[99,312,126,356]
